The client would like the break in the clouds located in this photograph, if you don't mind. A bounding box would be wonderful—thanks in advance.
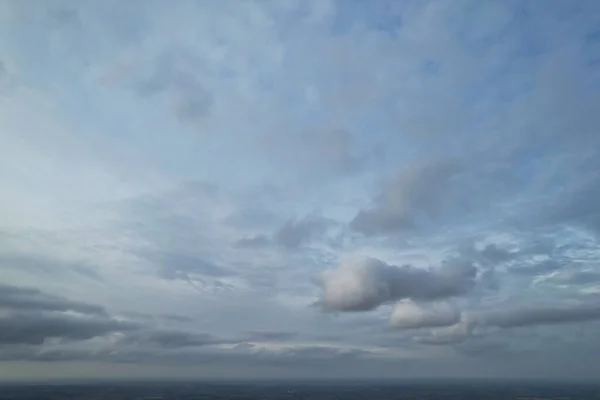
[2,0,600,382]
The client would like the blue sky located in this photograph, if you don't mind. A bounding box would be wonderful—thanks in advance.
[2,0,600,381]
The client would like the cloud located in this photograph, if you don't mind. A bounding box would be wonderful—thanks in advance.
[274,216,330,248]
[3,0,600,381]
[414,318,476,345]
[509,259,563,276]
[149,251,232,280]
[124,311,194,323]
[234,234,270,249]
[552,270,600,285]
[0,283,107,316]
[317,256,477,312]
[481,304,600,329]
[0,312,138,345]
[119,330,221,348]
[241,330,298,342]
[234,215,330,249]
[0,342,371,371]
[350,159,463,235]
[133,54,213,124]
[390,300,461,329]
[0,252,102,281]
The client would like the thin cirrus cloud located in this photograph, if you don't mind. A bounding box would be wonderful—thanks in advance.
[1,0,600,382]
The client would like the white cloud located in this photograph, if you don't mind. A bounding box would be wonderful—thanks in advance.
[390,300,460,329]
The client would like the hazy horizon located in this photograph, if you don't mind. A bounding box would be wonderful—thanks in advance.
[2,0,600,382]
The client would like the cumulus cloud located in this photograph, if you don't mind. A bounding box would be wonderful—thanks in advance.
[390,300,461,329]
[415,318,476,345]
[317,256,477,312]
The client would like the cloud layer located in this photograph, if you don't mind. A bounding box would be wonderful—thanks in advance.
[1,0,600,382]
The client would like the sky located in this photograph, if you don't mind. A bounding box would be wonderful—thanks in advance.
[1,0,600,382]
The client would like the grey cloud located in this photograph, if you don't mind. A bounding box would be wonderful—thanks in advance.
[0,283,107,316]
[124,311,194,323]
[0,312,138,345]
[414,319,475,345]
[390,300,461,329]
[307,128,364,175]
[261,127,365,181]
[0,252,102,281]
[482,304,600,329]
[552,270,600,285]
[234,234,270,249]
[418,304,600,347]
[146,251,231,280]
[234,216,330,249]
[350,159,463,235]
[120,330,221,348]
[455,341,510,358]
[476,244,515,265]
[0,344,371,370]
[241,330,298,342]
[509,259,563,276]
[275,216,330,248]
[318,256,477,312]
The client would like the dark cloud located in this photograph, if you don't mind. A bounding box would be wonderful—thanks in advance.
[454,341,510,358]
[0,283,107,316]
[241,330,298,342]
[482,304,600,329]
[274,216,330,248]
[0,253,102,281]
[120,330,220,348]
[318,256,477,312]
[124,311,194,323]
[0,343,371,370]
[350,159,463,235]
[0,312,138,345]
[234,216,330,249]
[476,244,515,265]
